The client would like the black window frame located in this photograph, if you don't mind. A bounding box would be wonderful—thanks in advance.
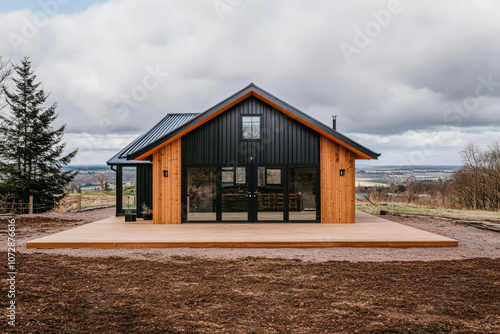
[182,163,320,223]
[240,114,262,141]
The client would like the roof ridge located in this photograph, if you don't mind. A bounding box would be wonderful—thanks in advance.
[167,112,201,115]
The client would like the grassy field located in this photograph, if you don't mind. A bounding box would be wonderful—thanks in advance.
[355,179,389,187]
[356,202,500,222]
[55,185,137,212]
[56,193,116,212]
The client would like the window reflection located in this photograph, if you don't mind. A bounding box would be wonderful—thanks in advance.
[242,116,260,140]
[289,167,316,221]
[187,167,217,221]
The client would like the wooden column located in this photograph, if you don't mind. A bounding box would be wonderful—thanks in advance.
[320,135,356,223]
[152,137,182,224]
[77,194,82,211]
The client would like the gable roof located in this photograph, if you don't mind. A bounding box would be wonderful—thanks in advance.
[123,83,380,161]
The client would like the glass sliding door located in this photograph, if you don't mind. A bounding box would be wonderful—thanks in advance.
[256,166,284,221]
[186,167,217,221]
[183,165,318,223]
[288,167,317,221]
[221,166,249,221]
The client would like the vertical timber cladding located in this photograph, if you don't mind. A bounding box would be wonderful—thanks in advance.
[152,137,182,224]
[320,135,356,223]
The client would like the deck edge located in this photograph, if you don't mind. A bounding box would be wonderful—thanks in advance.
[26,240,459,249]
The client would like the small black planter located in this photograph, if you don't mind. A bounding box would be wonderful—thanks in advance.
[142,213,153,220]
[125,214,136,222]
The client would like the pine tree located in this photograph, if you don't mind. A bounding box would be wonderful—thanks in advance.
[0,57,78,212]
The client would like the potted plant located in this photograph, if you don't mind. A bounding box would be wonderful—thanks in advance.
[124,206,136,222]
[141,203,153,220]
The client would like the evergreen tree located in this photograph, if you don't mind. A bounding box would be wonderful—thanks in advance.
[0,57,78,212]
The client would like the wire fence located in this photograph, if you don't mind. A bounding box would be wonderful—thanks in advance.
[0,196,66,215]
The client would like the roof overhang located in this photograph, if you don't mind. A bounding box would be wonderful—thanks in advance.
[128,83,380,161]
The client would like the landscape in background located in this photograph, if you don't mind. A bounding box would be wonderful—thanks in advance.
[355,165,457,186]
[67,164,459,191]
[57,164,459,213]
[58,163,499,224]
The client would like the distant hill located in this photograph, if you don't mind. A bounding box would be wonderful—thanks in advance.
[356,165,460,171]
[64,165,110,171]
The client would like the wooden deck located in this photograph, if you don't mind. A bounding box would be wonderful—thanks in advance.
[26,212,458,249]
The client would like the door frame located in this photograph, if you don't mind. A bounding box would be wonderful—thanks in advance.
[182,163,320,223]
[250,164,286,223]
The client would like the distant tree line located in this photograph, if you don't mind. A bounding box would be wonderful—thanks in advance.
[452,143,500,211]
[359,142,500,211]
[359,181,454,208]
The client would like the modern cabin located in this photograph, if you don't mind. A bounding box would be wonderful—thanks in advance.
[107,83,380,224]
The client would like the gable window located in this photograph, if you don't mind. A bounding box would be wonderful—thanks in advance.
[241,115,261,140]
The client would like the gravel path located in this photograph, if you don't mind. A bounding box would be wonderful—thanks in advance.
[8,208,500,262]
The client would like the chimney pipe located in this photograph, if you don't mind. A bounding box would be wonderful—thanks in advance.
[332,115,337,131]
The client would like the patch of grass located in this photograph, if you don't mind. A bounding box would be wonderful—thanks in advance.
[356,202,500,221]
[123,184,136,196]
[369,180,388,184]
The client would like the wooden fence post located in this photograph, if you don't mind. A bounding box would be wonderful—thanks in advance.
[391,193,395,215]
[77,194,82,211]
[29,196,34,214]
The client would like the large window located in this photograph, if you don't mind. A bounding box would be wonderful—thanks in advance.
[288,167,317,221]
[186,167,217,221]
[183,165,318,223]
[122,167,136,212]
[241,116,261,140]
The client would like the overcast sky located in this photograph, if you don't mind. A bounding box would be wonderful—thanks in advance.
[1,0,499,166]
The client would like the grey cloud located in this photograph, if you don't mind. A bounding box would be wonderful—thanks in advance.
[1,0,499,164]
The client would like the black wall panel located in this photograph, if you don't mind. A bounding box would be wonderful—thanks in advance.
[136,164,153,218]
[182,96,319,165]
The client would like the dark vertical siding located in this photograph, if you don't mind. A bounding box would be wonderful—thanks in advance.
[182,96,319,164]
[115,166,123,216]
[136,164,153,218]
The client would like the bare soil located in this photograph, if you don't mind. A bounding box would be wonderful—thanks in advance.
[1,210,499,332]
[1,253,499,333]
[5,208,499,262]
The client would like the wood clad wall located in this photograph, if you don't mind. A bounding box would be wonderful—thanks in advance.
[320,135,356,224]
[152,138,181,224]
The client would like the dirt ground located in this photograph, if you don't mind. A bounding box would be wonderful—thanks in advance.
[0,253,499,333]
[4,208,499,262]
[1,209,499,332]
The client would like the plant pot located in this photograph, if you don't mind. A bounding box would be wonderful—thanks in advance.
[125,214,136,222]
[142,213,153,220]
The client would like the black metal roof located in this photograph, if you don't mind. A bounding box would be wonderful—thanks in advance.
[108,83,380,165]
[128,83,380,160]
[106,113,200,165]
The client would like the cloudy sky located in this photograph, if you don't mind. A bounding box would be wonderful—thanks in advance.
[1,0,499,166]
